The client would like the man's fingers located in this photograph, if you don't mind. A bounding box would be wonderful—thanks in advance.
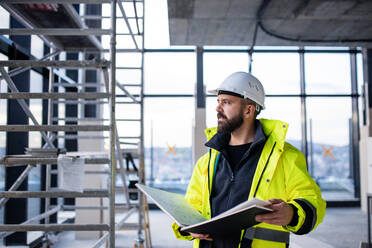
[189,233,204,239]
[192,234,207,239]
[259,218,284,225]
[255,211,280,222]
[189,233,213,241]
[255,213,287,225]
[198,234,213,241]
[268,198,284,204]
[256,200,294,226]
[270,202,286,211]
[268,198,283,204]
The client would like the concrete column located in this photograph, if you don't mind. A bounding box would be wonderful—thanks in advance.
[76,121,106,239]
[368,50,372,134]
[192,47,207,166]
[76,4,105,236]
[350,50,360,199]
[360,48,372,212]
[76,42,106,240]
[299,48,309,169]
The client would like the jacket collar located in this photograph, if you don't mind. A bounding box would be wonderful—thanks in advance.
[204,118,289,151]
[205,119,266,152]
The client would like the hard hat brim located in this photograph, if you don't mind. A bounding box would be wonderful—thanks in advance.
[208,89,218,95]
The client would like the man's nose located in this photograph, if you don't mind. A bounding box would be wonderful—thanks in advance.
[216,103,222,112]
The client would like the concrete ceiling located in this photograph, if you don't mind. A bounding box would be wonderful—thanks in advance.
[167,0,372,47]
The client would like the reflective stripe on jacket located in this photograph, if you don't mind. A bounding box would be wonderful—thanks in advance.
[172,118,326,248]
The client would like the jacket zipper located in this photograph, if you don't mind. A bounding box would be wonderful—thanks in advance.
[238,142,276,248]
[207,149,212,196]
[253,142,276,198]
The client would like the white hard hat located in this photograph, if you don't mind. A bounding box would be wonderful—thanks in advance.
[208,71,265,110]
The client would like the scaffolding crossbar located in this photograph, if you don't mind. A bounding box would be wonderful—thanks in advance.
[0,50,60,81]
[0,224,110,232]
[0,156,110,166]
[52,82,105,87]
[102,49,142,53]
[0,189,109,198]
[0,93,110,99]
[54,100,109,104]
[0,60,110,68]
[0,206,62,239]
[0,125,110,132]
[0,28,111,36]
[82,15,143,20]
[120,84,142,87]
[1,0,141,3]
[57,204,138,210]
[57,135,108,140]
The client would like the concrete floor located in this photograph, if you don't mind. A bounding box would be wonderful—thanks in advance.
[51,207,368,248]
[3,207,366,248]
[293,207,368,248]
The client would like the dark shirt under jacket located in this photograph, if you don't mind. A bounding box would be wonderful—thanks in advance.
[199,120,266,248]
[226,143,252,172]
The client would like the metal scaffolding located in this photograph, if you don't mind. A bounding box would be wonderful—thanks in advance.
[0,0,150,247]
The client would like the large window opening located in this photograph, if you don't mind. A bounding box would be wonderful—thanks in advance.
[143,47,362,203]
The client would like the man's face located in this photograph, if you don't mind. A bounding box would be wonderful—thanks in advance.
[216,94,245,134]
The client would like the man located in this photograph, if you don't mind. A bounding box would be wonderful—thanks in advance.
[172,72,326,248]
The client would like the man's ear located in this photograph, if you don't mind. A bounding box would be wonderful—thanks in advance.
[245,105,254,117]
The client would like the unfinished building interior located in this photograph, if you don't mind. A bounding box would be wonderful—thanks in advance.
[0,0,372,247]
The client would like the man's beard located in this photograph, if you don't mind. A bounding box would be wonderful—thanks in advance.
[217,111,244,134]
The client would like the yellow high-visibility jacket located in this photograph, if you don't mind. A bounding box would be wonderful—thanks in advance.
[172,119,326,248]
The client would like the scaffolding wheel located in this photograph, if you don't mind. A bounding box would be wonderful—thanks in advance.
[134,241,144,248]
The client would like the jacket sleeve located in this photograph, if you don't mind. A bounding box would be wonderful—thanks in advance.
[281,144,326,235]
[171,153,208,240]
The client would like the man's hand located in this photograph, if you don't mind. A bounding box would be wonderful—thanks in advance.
[255,199,294,226]
[189,232,213,241]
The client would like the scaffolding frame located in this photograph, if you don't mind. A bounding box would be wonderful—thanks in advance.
[0,62,116,246]
[0,0,150,247]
